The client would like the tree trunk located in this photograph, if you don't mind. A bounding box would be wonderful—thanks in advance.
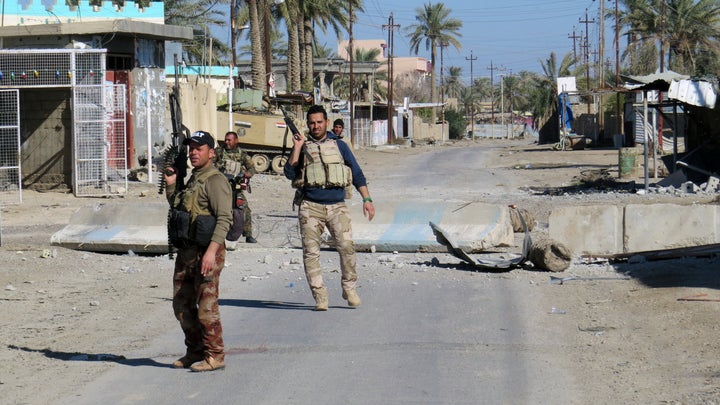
[430,41,437,124]
[301,17,314,90]
[248,0,266,94]
[286,2,301,92]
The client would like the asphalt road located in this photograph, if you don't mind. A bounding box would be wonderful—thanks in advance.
[67,143,580,404]
[70,252,578,404]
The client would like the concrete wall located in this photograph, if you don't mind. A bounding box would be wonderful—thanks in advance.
[412,119,448,142]
[549,203,720,255]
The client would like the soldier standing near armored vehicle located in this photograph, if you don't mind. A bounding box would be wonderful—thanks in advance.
[215,131,258,245]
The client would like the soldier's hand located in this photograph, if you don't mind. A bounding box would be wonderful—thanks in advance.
[363,201,375,221]
[164,167,177,186]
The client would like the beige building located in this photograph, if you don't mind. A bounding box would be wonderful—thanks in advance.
[338,39,430,79]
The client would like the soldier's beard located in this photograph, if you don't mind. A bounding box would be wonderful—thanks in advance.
[309,131,325,141]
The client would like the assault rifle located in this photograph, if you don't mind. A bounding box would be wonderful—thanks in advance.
[158,54,190,195]
[279,105,301,141]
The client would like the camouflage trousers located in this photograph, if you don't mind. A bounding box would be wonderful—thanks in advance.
[240,191,252,236]
[298,200,357,293]
[172,244,225,361]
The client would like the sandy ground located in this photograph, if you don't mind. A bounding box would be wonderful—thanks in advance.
[2,137,720,404]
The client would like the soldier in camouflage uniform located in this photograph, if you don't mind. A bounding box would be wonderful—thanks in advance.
[284,105,375,311]
[164,131,232,372]
[215,131,257,244]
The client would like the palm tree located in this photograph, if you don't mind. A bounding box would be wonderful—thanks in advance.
[444,66,463,100]
[619,0,720,75]
[247,0,265,93]
[406,2,462,123]
[292,0,359,91]
[334,47,387,101]
[533,51,578,129]
[165,0,230,64]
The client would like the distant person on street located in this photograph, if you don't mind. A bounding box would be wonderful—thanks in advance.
[284,105,375,311]
[215,131,257,244]
[332,118,345,139]
[164,130,232,372]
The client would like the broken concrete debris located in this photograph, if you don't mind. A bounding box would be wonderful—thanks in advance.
[509,207,535,232]
[528,238,573,272]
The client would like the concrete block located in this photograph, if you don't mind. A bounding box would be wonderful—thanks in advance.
[51,202,168,254]
[549,205,622,255]
[706,176,720,192]
[624,204,717,252]
[350,200,513,253]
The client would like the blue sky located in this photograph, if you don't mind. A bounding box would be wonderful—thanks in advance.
[216,0,611,84]
[322,0,606,82]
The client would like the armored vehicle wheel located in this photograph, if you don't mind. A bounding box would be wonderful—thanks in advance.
[251,153,270,173]
[271,155,287,174]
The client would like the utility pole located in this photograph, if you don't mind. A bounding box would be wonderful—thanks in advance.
[383,13,400,144]
[349,0,354,147]
[465,50,477,140]
[615,0,622,137]
[568,27,581,60]
[487,61,504,138]
[580,9,595,114]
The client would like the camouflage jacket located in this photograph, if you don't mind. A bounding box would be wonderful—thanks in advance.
[215,147,256,177]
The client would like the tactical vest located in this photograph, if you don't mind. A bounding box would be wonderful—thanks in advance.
[217,148,245,177]
[169,167,223,246]
[302,139,352,188]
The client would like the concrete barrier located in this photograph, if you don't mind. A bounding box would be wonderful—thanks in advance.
[624,204,718,252]
[549,205,622,255]
[549,203,720,255]
[350,200,513,253]
[51,202,168,254]
[51,200,514,254]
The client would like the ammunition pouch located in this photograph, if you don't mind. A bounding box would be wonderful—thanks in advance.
[293,189,304,210]
[168,209,191,246]
[168,209,216,247]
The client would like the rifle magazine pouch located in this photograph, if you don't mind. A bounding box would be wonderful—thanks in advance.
[226,208,245,242]
[193,215,216,247]
[168,209,191,245]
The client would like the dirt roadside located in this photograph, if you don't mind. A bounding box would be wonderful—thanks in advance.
[2,137,720,404]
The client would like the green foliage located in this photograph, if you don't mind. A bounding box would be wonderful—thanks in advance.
[443,108,467,139]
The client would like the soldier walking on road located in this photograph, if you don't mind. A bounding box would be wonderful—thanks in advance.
[284,105,375,311]
[164,131,232,372]
[215,131,257,244]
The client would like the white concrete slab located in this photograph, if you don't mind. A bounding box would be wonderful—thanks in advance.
[624,204,718,252]
[350,200,513,253]
[51,202,168,254]
[549,205,622,255]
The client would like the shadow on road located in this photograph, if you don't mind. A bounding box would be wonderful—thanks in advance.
[7,345,170,368]
[219,298,312,310]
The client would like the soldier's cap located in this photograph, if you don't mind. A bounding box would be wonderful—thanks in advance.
[184,131,215,148]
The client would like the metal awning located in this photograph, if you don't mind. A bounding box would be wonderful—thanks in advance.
[0,20,192,41]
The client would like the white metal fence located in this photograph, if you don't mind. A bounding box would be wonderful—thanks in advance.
[0,89,21,205]
[0,49,127,197]
[73,83,128,196]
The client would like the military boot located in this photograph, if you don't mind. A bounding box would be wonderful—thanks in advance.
[342,289,361,307]
[312,287,328,311]
[172,351,204,369]
[190,355,225,372]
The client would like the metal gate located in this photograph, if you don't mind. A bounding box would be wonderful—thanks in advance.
[0,89,22,205]
[72,57,128,196]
